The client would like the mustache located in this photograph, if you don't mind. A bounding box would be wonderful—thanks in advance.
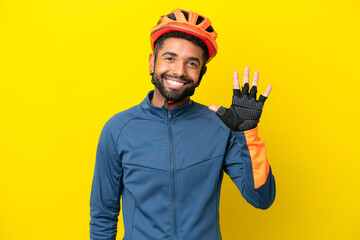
[160,73,194,84]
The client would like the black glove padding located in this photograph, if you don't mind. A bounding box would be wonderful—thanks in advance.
[216,83,267,131]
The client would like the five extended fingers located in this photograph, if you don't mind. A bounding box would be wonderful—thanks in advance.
[234,66,272,97]
[209,67,272,113]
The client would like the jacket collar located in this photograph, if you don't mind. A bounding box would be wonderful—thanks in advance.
[140,90,194,123]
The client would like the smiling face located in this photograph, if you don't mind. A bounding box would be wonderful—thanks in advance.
[149,37,206,109]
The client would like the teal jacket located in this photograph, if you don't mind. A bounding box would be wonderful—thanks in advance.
[90,91,276,240]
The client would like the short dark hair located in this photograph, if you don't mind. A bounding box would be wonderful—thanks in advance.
[154,31,209,64]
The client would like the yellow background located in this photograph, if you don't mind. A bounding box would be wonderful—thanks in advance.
[1,0,359,239]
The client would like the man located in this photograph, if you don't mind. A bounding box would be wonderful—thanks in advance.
[90,9,275,240]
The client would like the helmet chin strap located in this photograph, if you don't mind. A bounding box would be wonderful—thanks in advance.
[160,99,175,109]
[161,99,166,108]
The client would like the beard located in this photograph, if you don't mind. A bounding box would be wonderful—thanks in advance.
[151,72,198,103]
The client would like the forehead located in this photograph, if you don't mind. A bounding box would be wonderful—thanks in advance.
[158,38,204,60]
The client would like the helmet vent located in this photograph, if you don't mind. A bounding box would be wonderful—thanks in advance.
[206,25,214,33]
[181,11,189,21]
[167,13,176,20]
[196,16,205,25]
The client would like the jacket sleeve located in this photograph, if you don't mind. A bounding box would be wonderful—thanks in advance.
[90,121,123,240]
[223,126,275,209]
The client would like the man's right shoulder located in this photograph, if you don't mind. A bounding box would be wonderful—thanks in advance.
[101,104,143,135]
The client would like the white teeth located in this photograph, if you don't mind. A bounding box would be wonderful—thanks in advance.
[167,79,184,86]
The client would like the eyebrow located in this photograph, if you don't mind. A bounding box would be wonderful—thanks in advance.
[161,51,178,57]
[161,52,201,65]
[189,57,201,65]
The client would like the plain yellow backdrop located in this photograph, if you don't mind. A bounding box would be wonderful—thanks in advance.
[1,0,359,239]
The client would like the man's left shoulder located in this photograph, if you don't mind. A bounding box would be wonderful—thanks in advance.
[191,101,230,132]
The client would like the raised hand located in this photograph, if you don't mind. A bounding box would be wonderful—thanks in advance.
[208,67,272,131]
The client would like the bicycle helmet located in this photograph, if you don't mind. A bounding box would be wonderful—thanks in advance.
[150,9,218,63]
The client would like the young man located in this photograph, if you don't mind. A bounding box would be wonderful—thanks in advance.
[90,9,276,240]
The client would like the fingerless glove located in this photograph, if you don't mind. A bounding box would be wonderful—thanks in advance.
[216,83,267,131]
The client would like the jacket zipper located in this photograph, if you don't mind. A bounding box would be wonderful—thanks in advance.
[167,110,178,240]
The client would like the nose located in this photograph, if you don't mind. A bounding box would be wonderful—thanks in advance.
[172,61,186,77]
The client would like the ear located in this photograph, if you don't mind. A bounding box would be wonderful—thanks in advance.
[149,53,154,74]
[196,65,207,87]
[200,66,207,77]
[201,65,207,76]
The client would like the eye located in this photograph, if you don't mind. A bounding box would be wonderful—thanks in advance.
[188,61,198,68]
[165,57,174,61]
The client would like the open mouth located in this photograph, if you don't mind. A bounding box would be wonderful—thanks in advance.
[167,79,184,86]
[165,78,187,89]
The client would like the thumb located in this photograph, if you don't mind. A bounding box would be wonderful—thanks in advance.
[208,104,220,113]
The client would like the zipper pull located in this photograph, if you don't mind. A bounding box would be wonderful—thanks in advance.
[168,110,172,119]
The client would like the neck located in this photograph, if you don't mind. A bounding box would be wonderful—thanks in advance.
[150,88,190,110]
